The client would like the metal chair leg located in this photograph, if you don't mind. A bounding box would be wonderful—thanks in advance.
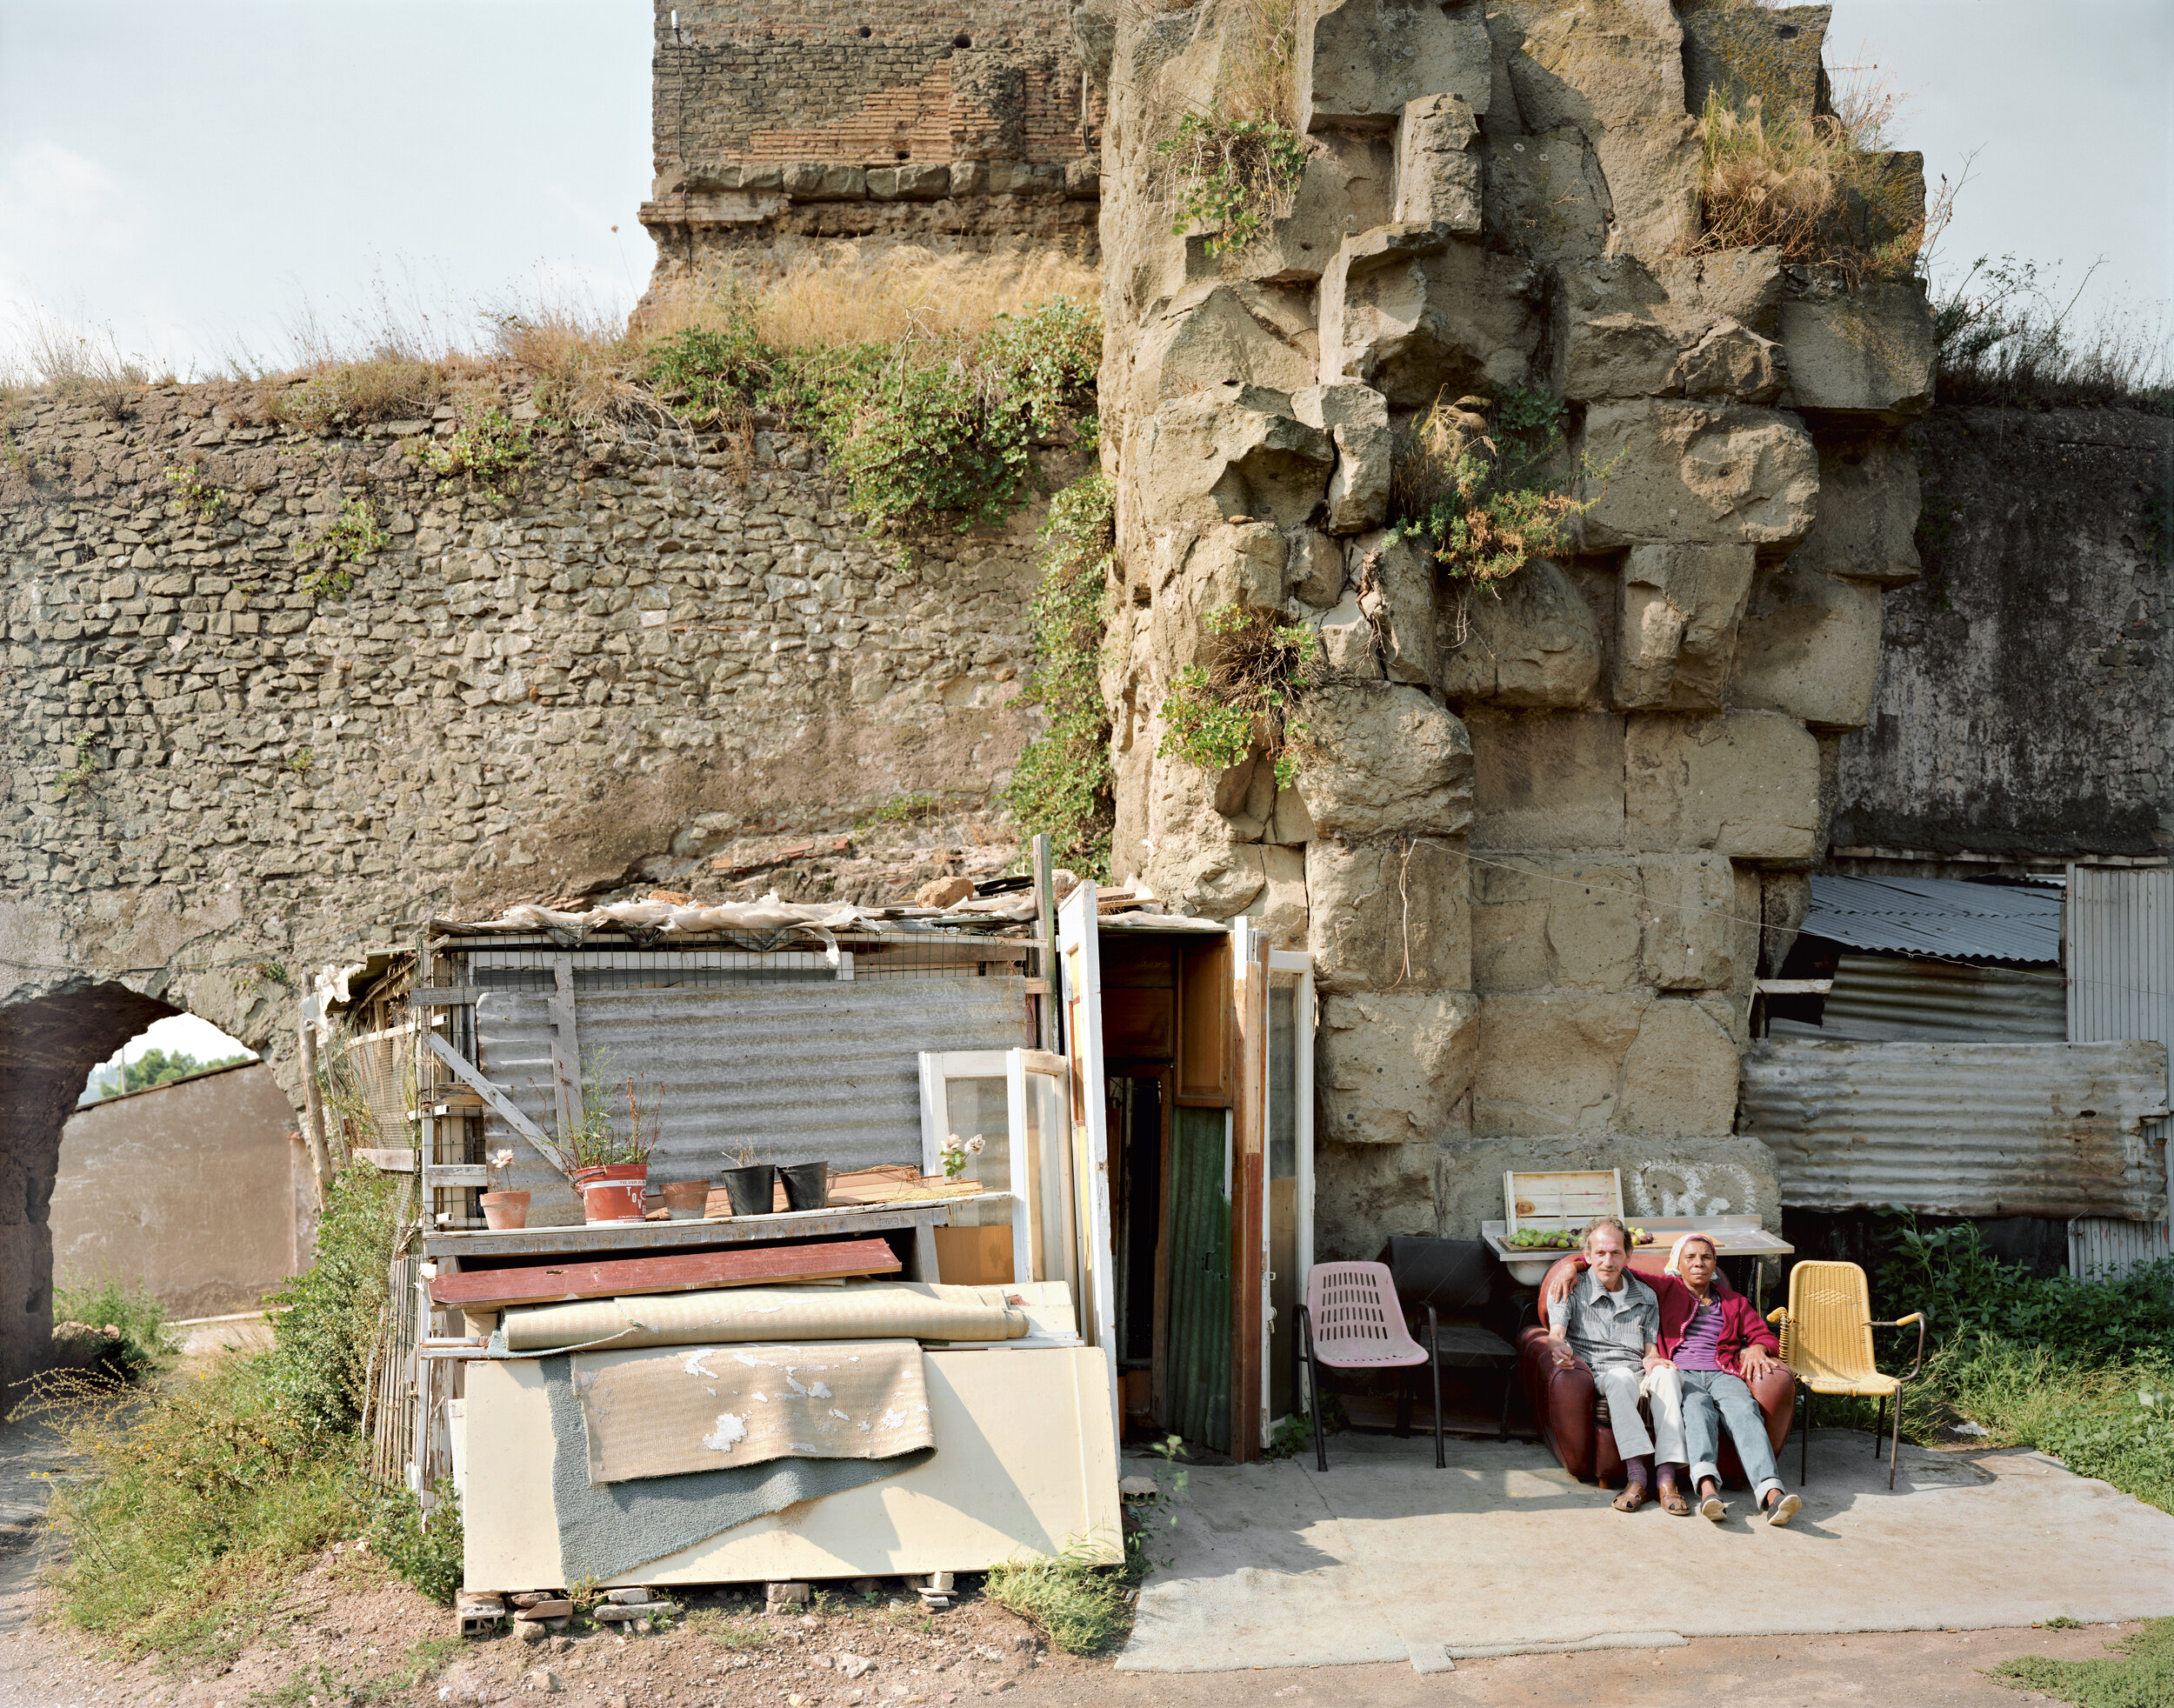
[1298,1304,1328,1473]
[1428,1305,1444,1471]
[1874,1394,1885,1454]
[1890,1391,1903,1491]
[1798,1382,1810,1488]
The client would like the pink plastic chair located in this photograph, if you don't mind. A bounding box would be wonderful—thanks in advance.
[1295,1261,1442,1471]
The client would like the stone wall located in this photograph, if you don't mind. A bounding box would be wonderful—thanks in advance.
[642,0,1104,284]
[1834,406,2174,866]
[1094,0,1933,1258]
[0,381,1059,1385]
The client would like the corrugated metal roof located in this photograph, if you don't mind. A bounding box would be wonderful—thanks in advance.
[473,979,1031,1225]
[1767,953,2067,1044]
[2068,866,2174,1274]
[1800,875,2063,965]
[1742,1037,2171,1219]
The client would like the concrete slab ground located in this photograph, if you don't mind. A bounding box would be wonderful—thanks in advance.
[1118,1428,2174,1672]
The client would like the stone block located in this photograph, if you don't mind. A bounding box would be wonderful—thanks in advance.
[1779,284,1936,422]
[1435,1132,1781,1240]
[781,163,868,202]
[1242,844,1310,945]
[1311,585,1380,677]
[1139,833,1271,921]
[1128,283,1320,415]
[1317,1138,1444,1259]
[1286,528,1345,608]
[1350,531,1434,684]
[1244,131,1395,284]
[1681,2,1828,119]
[1478,128,1609,270]
[1134,384,1336,532]
[1293,683,1472,837]
[1589,118,1702,261]
[1467,710,1624,850]
[1437,557,1602,709]
[1730,561,1883,731]
[1298,0,1490,133]
[1184,521,1291,617]
[1471,851,1747,994]
[1577,400,1819,551]
[1612,543,1756,711]
[1624,709,1820,861]
[1554,250,1789,401]
[1305,834,1470,992]
[1319,232,1541,408]
[867,163,950,201]
[1786,432,1920,586]
[1292,384,1392,534]
[1473,991,1739,1138]
[1759,870,1811,977]
[1317,989,1481,1145]
[1391,94,1482,233]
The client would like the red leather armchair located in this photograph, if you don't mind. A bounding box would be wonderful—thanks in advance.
[1514,1255,1794,1487]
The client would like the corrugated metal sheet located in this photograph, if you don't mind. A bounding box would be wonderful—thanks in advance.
[2068,1216,2174,1279]
[1800,875,2063,964]
[1743,1038,2171,1218]
[1164,1105,1231,1452]
[1768,954,2068,1044]
[2068,866,2174,1275]
[474,979,1030,1225]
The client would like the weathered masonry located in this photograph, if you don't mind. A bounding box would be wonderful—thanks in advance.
[1090,0,1935,1260]
[641,0,1105,282]
[0,390,1066,1388]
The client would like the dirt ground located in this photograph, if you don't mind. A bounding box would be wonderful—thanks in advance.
[0,1556,2141,1708]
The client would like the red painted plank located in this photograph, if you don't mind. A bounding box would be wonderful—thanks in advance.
[429,1237,901,1310]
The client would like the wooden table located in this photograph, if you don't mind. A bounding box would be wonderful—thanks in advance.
[1480,1216,1794,1308]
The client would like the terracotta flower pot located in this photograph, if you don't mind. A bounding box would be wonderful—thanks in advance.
[479,1190,530,1231]
[572,1162,649,1225]
[660,1180,710,1222]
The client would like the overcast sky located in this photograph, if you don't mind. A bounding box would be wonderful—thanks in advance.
[0,0,2168,373]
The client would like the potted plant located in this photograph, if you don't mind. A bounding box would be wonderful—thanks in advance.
[717,1137,773,1218]
[480,1147,530,1231]
[568,1076,657,1225]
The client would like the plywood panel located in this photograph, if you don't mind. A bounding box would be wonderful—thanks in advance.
[461,1348,1122,1589]
[1175,938,1232,1107]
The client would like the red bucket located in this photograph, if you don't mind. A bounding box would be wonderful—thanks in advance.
[572,1163,649,1225]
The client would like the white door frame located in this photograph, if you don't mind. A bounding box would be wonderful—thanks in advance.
[1057,882,1120,1446]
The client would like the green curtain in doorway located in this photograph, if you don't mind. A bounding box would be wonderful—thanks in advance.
[1163,1105,1230,1451]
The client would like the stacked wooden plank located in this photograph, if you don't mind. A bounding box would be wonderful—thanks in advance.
[427,1237,900,1311]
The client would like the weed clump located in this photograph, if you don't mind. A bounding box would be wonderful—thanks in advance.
[984,1539,1139,1656]
[1387,387,1591,594]
[1932,256,2174,413]
[1157,604,1323,789]
[1991,1616,2174,1706]
[1003,471,1115,871]
[50,1278,178,1384]
[412,394,531,504]
[271,351,444,434]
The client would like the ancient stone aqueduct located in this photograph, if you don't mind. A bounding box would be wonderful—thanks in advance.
[0,0,2081,1386]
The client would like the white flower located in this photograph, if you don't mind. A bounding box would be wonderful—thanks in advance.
[490,1149,515,1171]
[939,1134,965,1158]
[966,1135,987,1156]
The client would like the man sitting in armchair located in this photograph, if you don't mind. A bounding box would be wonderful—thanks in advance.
[1548,1231,1802,1527]
[1543,1217,1689,1513]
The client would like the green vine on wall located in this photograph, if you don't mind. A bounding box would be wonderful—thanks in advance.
[1002,471,1116,871]
[1157,604,1323,788]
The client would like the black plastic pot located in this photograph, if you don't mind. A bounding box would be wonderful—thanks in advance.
[718,1162,776,1218]
[779,1161,830,1211]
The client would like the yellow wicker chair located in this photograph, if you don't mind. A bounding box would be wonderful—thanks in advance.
[1767,1260,1927,1489]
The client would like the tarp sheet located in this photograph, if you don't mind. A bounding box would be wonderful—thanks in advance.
[503,1281,1029,1352]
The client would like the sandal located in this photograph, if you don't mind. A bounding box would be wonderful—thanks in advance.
[1658,1482,1691,1517]
[1611,1483,1650,1512]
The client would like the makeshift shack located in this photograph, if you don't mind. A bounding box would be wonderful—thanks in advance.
[327,874,1319,1607]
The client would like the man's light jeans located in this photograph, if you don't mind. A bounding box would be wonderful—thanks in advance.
[1679,1367,1783,1505]
[1590,1361,1685,1464]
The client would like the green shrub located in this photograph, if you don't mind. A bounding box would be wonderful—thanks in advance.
[1158,112,1309,257]
[360,1478,463,1605]
[51,1278,178,1384]
[1003,471,1115,870]
[412,396,530,504]
[262,1164,403,1435]
[638,297,1099,535]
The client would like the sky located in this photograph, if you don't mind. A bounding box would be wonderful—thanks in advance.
[0,1,2167,372]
